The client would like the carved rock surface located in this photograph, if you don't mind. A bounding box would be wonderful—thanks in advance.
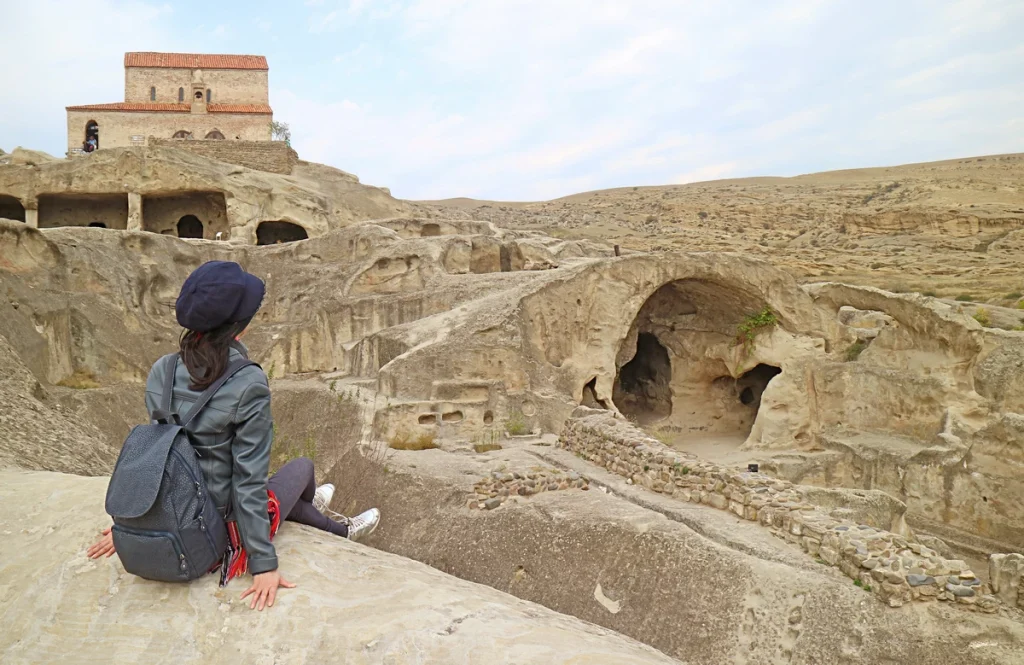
[0,469,677,665]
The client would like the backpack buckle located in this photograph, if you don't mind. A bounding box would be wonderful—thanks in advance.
[151,409,181,426]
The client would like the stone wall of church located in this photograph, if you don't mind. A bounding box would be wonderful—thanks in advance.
[125,68,269,104]
[67,110,270,152]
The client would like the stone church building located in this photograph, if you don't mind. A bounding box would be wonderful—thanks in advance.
[66,52,273,154]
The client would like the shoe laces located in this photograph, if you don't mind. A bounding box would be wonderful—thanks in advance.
[325,507,352,528]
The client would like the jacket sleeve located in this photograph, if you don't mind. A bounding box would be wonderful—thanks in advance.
[230,374,278,574]
[144,356,167,417]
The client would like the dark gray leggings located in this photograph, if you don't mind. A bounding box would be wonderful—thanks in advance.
[267,457,347,537]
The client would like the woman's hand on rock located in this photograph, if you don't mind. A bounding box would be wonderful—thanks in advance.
[87,526,116,559]
[240,570,296,611]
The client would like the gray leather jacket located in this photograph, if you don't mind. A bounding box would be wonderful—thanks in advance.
[144,342,278,574]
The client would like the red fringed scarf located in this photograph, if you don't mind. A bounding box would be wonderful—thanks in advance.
[219,490,281,586]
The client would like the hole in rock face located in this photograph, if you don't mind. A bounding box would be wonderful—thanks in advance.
[177,215,204,239]
[257,221,309,245]
[483,411,494,425]
[421,223,441,237]
[442,411,464,423]
[88,222,107,229]
[418,414,438,425]
[581,377,609,409]
[0,195,26,222]
[739,387,755,405]
[614,332,672,423]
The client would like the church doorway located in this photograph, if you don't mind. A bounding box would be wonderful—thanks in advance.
[177,215,204,239]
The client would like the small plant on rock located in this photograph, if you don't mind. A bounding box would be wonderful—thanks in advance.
[844,340,867,362]
[505,411,529,436]
[329,379,337,392]
[736,307,779,355]
[57,369,100,389]
[972,308,991,327]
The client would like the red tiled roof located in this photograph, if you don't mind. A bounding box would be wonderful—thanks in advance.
[125,52,268,70]
[208,103,273,114]
[66,102,272,114]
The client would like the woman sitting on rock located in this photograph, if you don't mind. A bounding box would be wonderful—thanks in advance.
[88,260,380,610]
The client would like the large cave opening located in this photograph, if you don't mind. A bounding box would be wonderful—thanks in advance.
[612,278,782,447]
[613,332,672,423]
[0,195,26,222]
[257,221,309,245]
[38,193,128,229]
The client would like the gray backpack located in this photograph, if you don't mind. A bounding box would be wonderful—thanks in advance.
[105,354,256,582]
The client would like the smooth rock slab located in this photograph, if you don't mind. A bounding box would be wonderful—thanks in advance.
[0,470,678,665]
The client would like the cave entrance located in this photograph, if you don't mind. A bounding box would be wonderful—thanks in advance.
[613,332,672,423]
[142,192,227,238]
[421,223,441,237]
[735,363,781,436]
[256,221,309,245]
[177,215,204,238]
[0,195,26,222]
[38,193,128,229]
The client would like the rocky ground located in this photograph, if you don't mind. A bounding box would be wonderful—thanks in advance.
[417,153,1024,308]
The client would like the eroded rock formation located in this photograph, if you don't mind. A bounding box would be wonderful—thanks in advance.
[1,147,1023,663]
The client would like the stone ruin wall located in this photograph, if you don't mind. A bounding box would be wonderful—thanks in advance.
[147,138,297,174]
[559,409,1024,613]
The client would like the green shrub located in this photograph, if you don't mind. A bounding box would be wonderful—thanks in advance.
[844,340,867,362]
[973,308,991,327]
[505,411,529,436]
[736,307,779,354]
[922,290,938,298]
[954,294,974,302]
[1006,292,1022,300]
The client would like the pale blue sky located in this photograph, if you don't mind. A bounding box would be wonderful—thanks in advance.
[3,0,1024,199]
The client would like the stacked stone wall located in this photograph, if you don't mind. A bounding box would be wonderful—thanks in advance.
[147,139,297,174]
[559,409,1024,612]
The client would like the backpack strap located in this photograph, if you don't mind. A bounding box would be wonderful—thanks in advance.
[179,358,260,428]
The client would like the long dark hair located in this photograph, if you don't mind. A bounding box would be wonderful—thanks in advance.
[179,319,250,391]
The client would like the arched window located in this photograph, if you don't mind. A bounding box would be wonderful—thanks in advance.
[178,87,184,102]
[194,90,203,100]
[205,129,225,140]
[206,88,212,103]
[172,130,191,139]
[84,120,99,151]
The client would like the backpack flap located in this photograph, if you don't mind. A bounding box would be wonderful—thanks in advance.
[105,424,183,519]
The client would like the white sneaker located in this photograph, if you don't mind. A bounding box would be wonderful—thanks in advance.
[345,508,381,542]
[313,483,335,513]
